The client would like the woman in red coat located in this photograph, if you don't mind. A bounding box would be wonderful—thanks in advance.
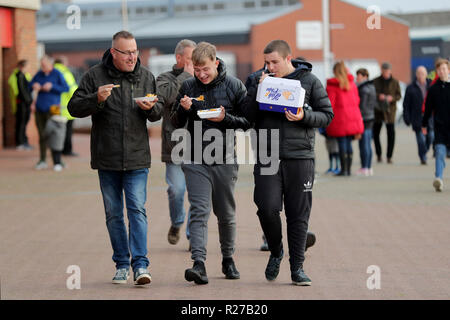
[326,61,364,176]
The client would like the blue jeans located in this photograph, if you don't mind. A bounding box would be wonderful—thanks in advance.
[358,128,373,169]
[337,136,353,154]
[414,129,434,162]
[165,163,190,239]
[435,144,447,179]
[98,168,149,271]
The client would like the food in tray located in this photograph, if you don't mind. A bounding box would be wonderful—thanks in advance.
[134,93,157,102]
[197,108,221,119]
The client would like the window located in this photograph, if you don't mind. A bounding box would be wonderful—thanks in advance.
[213,3,225,10]
[261,0,271,7]
[244,1,256,8]
[93,9,103,17]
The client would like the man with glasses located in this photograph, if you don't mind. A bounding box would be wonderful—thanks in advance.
[68,31,161,286]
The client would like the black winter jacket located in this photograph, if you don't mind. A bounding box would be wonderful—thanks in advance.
[403,78,431,131]
[423,79,450,146]
[242,60,333,160]
[357,80,376,124]
[68,49,161,170]
[171,59,251,164]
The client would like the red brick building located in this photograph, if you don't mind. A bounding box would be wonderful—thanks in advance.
[37,0,410,84]
[1,0,40,149]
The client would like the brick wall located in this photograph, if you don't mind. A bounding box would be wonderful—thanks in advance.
[2,7,38,149]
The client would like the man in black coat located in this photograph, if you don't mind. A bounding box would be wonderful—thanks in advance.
[403,66,433,165]
[242,40,333,286]
[171,42,251,285]
[422,58,450,192]
[15,60,33,150]
[68,31,160,285]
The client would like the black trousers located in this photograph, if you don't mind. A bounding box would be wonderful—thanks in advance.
[63,120,74,154]
[253,159,314,271]
[15,101,31,146]
[373,121,395,159]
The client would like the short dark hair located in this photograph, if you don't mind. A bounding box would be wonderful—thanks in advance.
[113,30,134,41]
[17,60,27,68]
[263,40,291,58]
[356,68,369,78]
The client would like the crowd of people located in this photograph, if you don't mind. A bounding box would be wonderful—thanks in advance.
[8,30,449,288]
[320,57,450,193]
[8,55,79,171]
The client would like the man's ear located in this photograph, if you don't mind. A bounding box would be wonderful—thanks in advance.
[175,54,182,65]
[286,54,292,63]
[215,59,220,67]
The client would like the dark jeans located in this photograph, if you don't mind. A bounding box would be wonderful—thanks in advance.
[35,111,51,162]
[414,128,434,162]
[63,120,74,154]
[15,101,31,146]
[253,159,314,271]
[373,122,395,159]
[359,128,373,169]
[337,136,353,155]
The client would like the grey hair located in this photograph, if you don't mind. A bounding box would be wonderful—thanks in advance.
[41,54,54,64]
[175,39,197,56]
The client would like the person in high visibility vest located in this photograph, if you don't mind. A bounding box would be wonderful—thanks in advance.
[54,57,79,156]
[8,60,33,150]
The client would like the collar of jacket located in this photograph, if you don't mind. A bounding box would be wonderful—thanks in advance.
[101,48,141,84]
[283,59,312,79]
[171,65,185,77]
[194,57,227,89]
[357,80,373,89]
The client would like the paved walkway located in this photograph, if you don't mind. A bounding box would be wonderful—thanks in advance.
[0,124,449,300]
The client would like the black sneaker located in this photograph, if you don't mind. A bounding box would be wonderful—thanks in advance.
[305,232,316,252]
[291,268,311,286]
[185,260,208,285]
[265,249,283,281]
[222,258,240,279]
[168,226,181,245]
[260,235,269,251]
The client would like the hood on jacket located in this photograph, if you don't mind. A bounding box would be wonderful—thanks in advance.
[101,48,141,83]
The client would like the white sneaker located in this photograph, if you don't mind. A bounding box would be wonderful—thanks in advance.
[35,161,48,170]
[433,178,443,192]
[53,164,63,172]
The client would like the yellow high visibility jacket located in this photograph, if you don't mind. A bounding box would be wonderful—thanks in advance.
[54,63,78,120]
[7,68,31,115]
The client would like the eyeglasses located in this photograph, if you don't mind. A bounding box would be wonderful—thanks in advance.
[113,47,140,57]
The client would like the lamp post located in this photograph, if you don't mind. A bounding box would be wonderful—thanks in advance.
[122,0,128,31]
[322,0,332,79]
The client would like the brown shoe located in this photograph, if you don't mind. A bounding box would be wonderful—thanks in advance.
[168,226,180,245]
[387,158,393,164]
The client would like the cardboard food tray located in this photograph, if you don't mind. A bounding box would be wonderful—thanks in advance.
[256,77,305,114]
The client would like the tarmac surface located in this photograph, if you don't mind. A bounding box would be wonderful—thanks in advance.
[0,123,449,300]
